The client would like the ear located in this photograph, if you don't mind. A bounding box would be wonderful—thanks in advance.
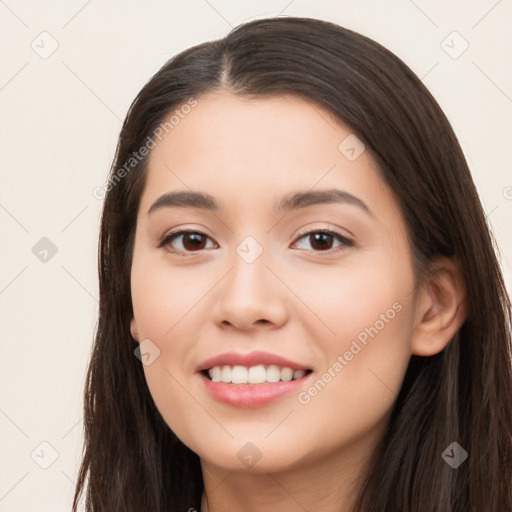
[411,256,468,356]
[130,317,140,342]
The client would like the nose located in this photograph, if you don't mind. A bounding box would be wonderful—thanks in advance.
[211,250,289,331]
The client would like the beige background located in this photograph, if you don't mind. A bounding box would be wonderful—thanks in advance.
[1,1,511,510]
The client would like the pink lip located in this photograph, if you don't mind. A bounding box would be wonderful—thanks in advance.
[195,350,311,373]
[199,372,313,408]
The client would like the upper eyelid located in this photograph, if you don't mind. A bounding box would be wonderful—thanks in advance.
[162,221,352,239]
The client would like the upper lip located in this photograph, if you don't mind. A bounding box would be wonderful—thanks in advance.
[196,350,312,372]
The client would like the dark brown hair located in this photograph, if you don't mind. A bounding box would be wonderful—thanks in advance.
[73,16,512,511]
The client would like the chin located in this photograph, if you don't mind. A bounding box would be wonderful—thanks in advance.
[194,438,311,474]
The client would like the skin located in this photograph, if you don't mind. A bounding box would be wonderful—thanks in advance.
[129,90,467,512]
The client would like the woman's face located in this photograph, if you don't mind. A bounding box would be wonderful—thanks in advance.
[130,91,419,473]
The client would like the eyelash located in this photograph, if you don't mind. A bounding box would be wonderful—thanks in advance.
[157,227,354,256]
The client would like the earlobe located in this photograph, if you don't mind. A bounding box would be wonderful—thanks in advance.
[130,318,140,342]
[411,256,468,357]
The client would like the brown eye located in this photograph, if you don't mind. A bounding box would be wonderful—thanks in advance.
[158,228,353,256]
[180,232,208,251]
[158,230,216,254]
[293,230,353,253]
[308,232,335,251]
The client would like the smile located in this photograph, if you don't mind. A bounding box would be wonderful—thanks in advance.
[196,350,314,407]
[204,364,312,384]
[199,367,313,408]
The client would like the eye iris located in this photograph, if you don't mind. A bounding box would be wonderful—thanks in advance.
[182,233,206,251]
[310,232,333,251]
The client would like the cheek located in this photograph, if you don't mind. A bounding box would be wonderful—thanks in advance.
[295,255,410,346]
[130,254,215,446]
[141,362,205,453]
[131,252,211,339]
[291,302,413,461]
[293,256,414,419]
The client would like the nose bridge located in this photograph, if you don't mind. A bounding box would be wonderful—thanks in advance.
[227,234,271,304]
[213,232,288,328]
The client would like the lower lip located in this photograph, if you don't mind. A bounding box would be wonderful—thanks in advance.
[199,372,312,407]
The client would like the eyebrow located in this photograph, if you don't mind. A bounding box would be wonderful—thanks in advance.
[147,189,373,217]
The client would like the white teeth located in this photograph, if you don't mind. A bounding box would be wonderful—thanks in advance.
[207,364,309,384]
[266,365,281,383]
[210,366,221,382]
[231,365,248,384]
[281,367,293,382]
[220,365,231,383]
[248,365,267,384]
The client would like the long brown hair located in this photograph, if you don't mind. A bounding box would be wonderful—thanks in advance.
[73,16,512,511]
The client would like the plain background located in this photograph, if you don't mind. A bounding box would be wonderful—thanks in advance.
[1,1,511,510]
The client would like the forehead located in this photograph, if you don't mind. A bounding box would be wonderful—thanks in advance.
[138,91,399,224]
[149,91,347,166]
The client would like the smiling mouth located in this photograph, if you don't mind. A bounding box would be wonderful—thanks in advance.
[201,365,313,385]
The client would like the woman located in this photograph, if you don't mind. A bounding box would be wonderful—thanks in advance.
[73,16,512,512]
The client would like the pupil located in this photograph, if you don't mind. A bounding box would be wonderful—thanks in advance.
[311,233,332,250]
[184,233,205,250]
